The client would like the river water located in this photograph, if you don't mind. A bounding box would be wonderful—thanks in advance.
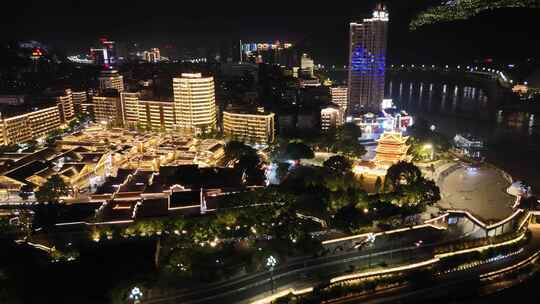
[387,78,540,192]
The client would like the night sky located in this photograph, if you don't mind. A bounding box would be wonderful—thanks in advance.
[2,0,539,65]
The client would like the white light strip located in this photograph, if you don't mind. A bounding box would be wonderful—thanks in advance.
[330,258,439,283]
[435,232,526,259]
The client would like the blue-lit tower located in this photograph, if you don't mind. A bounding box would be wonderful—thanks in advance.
[347,4,389,115]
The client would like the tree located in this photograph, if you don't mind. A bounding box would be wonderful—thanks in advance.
[18,184,33,201]
[323,155,352,176]
[276,162,291,182]
[224,141,256,164]
[35,174,69,204]
[410,0,540,30]
[284,142,314,160]
[385,161,423,191]
[334,123,366,158]
[45,128,63,146]
[374,176,383,194]
[235,153,265,185]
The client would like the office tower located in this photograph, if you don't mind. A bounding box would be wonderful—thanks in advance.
[330,86,349,114]
[320,104,344,131]
[223,106,275,145]
[347,4,389,114]
[55,89,75,123]
[98,70,124,93]
[172,73,217,134]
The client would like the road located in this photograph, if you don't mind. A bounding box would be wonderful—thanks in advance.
[327,226,540,304]
[142,226,479,304]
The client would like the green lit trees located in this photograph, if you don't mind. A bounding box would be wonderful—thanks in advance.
[323,155,353,176]
[410,0,540,30]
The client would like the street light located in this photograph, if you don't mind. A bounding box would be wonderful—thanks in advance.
[266,255,278,294]
[129,287,143,303]
[366,233,376,268]
[423,144,434,161]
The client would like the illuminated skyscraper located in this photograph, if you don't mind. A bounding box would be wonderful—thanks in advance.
[173,73,217,134]
[347,4,389,114]
[98,70,124,93]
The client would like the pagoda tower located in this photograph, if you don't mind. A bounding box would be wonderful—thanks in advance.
[374,131,410,169]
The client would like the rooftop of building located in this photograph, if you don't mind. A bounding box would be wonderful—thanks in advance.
[0,99,58,118]
[94,89,120,98]
[223,104,274,116]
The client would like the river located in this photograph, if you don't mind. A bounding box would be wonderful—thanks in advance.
[387,78,540,192]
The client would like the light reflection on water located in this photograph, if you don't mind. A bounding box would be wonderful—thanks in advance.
[387,78,540,190]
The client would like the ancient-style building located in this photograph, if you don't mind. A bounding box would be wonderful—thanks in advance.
[374,131,410,168]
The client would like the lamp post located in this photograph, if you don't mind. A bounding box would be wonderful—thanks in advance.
[129,286,143,304]
[366,233,376,268]
[266,255,278,294]
[424,144,434,161]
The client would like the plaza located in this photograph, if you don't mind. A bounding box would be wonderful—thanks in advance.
[437,164,516,221]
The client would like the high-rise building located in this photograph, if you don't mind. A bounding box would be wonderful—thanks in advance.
[72,91,88,115]
[120,92,141,128]
[92,90,123,125]
[173,73,217,134]
[320,104,344,131]
[137,100,176,132]
[330,86,349,113]
[223,106,275,145]
[0,106,61,145]
[143,48,161,63]
[120,92,176,132]
[300,53,315,78]
[90,38,117,67]
[98,70,124,93]
[54,89,75,123]
[347,4,389,114]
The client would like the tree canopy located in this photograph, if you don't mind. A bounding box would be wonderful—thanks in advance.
[323,155,353,176]
[410,0,540,30]
[284,142,314,160]
[385,161,423,191]
[35,174,69,204]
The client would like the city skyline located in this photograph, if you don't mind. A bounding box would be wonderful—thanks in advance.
[2,1,540,64]
[1,2,540,304]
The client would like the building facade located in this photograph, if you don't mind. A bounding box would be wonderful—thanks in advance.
[173,73,217,134]
[0,106,61,145]
[72,91,88,115]
[143,48,161,63]
[330,86,349,113]
[347,5,388,114]
[374,131,410,169]
[137,100,176,132]
[55,89,75,123]
[320,104,344,131]
[92,91,123,125]
[98,69,124,93]
[223,107,275,145]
